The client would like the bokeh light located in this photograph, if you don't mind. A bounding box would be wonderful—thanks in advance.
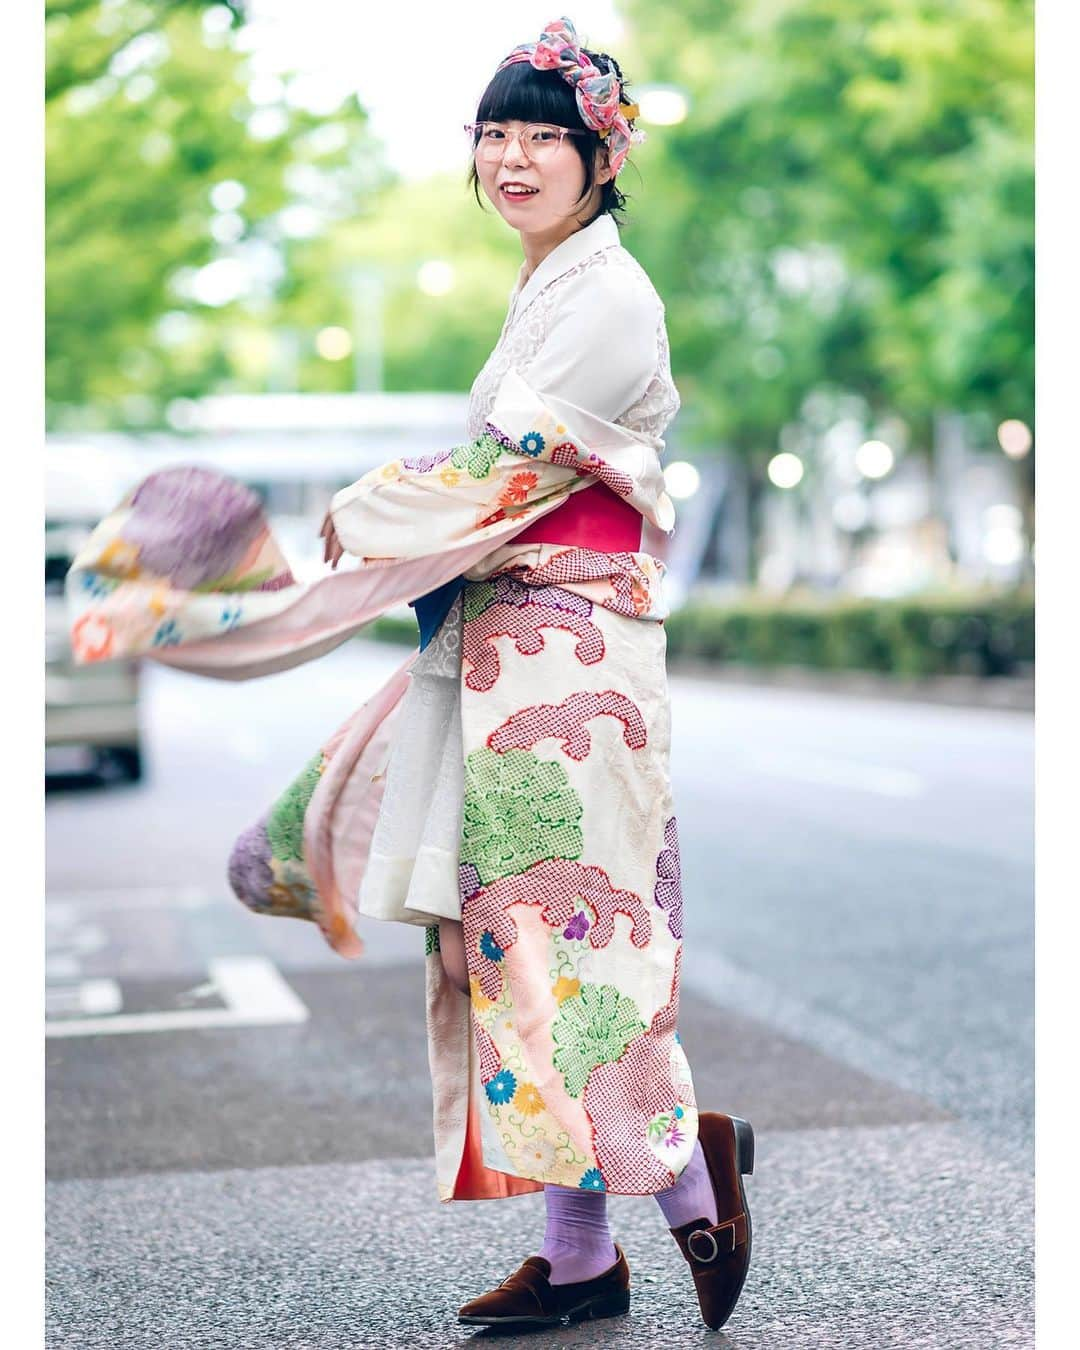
[209,180,246,213]
[416,260,456,296]
[637,86,690,125]
[315,326,353,361]
[664,461,701,499]
[855,440,894,480]
[997,419,1032,459]
[768,452,804,488]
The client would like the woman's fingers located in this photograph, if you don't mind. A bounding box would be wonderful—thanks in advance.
[317,509,346,568]
[319,511,335,564]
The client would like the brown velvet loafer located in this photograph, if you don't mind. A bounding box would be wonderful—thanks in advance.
[669,1112,755,1330]
[457,1244,631,1327]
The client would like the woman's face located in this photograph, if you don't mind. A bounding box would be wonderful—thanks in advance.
[475,120,612,235]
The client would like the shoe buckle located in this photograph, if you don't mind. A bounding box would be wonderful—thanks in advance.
[687,1222,735,1263]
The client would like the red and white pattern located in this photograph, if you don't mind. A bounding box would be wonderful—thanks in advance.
[463,858,653,1003]
[583,949,693,1190]
[461,601,605,693]
[487,689,648,761]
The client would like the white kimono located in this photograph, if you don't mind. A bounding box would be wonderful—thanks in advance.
[356,212,681,930]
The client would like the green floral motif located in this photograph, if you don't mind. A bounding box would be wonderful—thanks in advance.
[451,432,504,480]
[266,751,324,863]
[462,748,583,885]
[552,983,647,1098]
[463,580,497,622]
[425,925,440,956]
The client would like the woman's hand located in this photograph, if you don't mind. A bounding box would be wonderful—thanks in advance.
[319,510,345,569]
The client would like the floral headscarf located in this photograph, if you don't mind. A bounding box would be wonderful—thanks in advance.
[496,16,645,176]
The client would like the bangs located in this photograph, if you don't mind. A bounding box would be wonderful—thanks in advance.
[475,62,589,132]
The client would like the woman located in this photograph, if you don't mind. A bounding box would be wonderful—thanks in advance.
[67,16,754,1334]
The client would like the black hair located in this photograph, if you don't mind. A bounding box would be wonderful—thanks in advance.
[465,49,639,228]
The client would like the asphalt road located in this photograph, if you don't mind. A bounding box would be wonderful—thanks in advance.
[45,640,1034,1348]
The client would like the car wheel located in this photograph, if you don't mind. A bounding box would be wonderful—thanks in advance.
[96,746,144,784]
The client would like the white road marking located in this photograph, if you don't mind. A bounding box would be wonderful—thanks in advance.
[46,886,212,913]
[45,956,309,1038]
[46,979,122,1019]
[745,749,926,798]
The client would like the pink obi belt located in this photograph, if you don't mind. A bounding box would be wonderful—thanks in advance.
[409,485,641,647]
[512,482,642,551]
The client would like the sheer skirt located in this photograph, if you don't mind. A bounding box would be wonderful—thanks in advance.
[356,596,465,927]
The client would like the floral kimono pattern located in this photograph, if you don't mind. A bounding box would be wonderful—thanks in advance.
[66,216,694,1202]
[430,541,697,1197]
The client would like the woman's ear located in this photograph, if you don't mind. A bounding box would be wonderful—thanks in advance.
[595,143,614,185]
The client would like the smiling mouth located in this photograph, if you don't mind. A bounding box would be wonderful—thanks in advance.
[500,185,539,197]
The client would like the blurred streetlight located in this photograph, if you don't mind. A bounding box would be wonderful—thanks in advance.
[636,85,690,126]
[997,418,1032,459]
[855,439,894,479]
[768,452,804,488]
[664,461,700,499]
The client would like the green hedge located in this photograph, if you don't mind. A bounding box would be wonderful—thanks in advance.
[365,589,1034,679]
[663,589,1034,678]
[368,612,424,647]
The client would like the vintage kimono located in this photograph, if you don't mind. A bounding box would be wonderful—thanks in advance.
[66,212,699,1202]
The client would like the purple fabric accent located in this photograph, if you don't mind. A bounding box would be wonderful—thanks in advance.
[653,816,684,939]
[484,422,518,453]
[401,449,454,473]
[563,911,589,941]
[653,1137,718,1229]
[127,467,267,589]
[538,1184,618,1286]
[492,571,593,617]
[459,863,482,903]
[227,814,274,912]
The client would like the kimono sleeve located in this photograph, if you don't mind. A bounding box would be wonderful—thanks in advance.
[327,400,581,561]
[518,264,662,422]
[327,268,666,561]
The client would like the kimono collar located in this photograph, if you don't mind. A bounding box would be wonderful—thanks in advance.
[509,212,621,322]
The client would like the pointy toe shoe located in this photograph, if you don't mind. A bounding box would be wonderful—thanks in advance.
[457,1244,631,1327]
[668,1112,755,1330]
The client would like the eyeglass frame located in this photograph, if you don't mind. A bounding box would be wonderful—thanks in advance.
[464,121,591,161]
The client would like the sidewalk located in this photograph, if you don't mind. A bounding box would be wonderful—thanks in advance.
[668,657,1035,712]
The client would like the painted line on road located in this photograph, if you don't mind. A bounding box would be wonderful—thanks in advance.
[46,979,123,1019]
[744,750,926,798]
[47,886,214,914]
[45,956,309,1038]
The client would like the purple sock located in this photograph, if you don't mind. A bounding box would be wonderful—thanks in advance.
[654,1137,719,1229]
[538,1184,618,1286]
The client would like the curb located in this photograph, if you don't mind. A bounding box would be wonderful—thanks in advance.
[666,658,1034,712]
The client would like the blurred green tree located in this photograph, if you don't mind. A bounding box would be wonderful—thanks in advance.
[46,0,381,424]
[620,0,1033,460]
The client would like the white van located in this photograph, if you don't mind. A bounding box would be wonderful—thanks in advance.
[45,446,143,782]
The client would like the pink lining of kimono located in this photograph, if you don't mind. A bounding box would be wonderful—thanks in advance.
[454,1095,543,1201]
[301,652,416,958]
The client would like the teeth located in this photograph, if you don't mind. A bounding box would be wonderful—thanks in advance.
[503,186,537,195]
